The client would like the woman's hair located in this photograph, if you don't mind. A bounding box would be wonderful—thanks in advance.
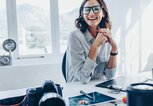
[75,0,112,33]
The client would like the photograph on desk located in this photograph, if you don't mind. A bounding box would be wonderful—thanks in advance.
[68,91,115,106]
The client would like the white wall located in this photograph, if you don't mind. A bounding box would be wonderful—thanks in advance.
[106,0,153,75]
[0,63,65,91]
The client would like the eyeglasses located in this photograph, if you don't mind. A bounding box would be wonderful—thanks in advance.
[83,5,102,15]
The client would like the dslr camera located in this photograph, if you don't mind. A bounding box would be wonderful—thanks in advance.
[26,80,66,106]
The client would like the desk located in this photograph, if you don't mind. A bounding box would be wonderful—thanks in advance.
[0,88,26,100]
[63,79,126,99]
[0,72,151,105]
[63,79,127,106]
[0,79,127,106]
[2,72,152,106]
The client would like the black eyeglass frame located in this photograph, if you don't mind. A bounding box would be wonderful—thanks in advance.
[82,5,103,15]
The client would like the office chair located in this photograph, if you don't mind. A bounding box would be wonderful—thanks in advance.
[62,51,67,82]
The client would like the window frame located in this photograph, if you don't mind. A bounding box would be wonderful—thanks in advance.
[5,0,62,66]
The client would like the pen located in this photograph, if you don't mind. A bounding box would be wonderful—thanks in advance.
[107,85,127,92]
[80,90,93,100]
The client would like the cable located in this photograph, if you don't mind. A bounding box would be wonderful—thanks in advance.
[0,95,27,106]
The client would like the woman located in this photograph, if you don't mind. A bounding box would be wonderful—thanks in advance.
[66,0,118,84]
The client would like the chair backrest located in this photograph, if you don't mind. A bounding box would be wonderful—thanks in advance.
[62,51,67,82]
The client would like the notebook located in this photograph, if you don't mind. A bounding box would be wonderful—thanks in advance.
[95,76,146,91]
[69,91,115,106]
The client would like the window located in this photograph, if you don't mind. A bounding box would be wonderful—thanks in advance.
[0,0,8,55]
[1,0,59,65]
[16,0,52,56]
[58,0,82,53]
[1,0,83,65]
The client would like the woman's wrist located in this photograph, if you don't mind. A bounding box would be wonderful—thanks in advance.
[89,43,98,61]
[111,49,118,53]
[92,41,100,48]
[110,50,118,56]
[110,47,118,56]
[111,45,118,52]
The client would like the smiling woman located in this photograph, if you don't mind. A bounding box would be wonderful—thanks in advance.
[66,0,117,84]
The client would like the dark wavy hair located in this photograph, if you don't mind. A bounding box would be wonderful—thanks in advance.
[75,0,112,33]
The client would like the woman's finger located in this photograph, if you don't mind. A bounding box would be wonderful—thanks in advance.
[98,28,111,36]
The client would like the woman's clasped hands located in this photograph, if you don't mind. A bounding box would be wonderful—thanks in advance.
[94,28,117,50]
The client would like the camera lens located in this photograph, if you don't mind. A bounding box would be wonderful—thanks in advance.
[39,93,66,106]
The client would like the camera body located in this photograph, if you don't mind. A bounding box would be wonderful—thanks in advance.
[26,80,63,106]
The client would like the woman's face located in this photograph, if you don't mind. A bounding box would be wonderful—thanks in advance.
[83,0,104,28]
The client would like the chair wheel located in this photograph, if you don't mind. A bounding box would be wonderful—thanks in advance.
[3,39,16,52]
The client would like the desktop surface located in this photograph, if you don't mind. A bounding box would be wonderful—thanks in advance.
[0,74,150,106]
